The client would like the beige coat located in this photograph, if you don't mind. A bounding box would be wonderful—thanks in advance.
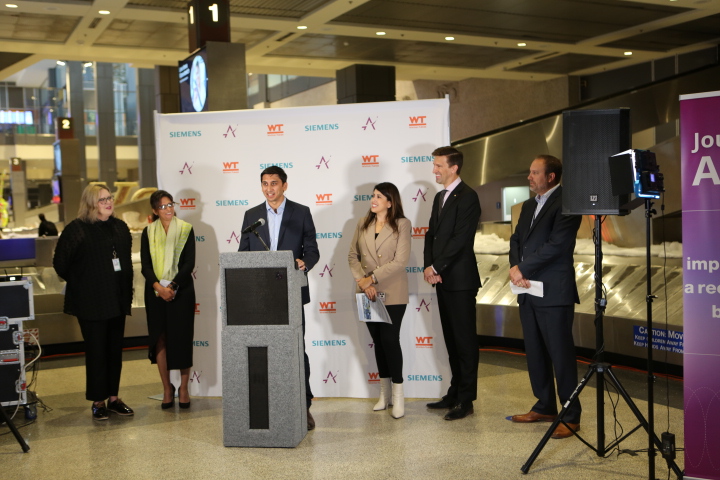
[348,217,412,305]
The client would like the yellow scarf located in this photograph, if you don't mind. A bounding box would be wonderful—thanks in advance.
[148,217,192,281]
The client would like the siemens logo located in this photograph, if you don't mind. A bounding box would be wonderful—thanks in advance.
[215,200,249,207]
[170,131,202,138]
[260,163,293,169]
[316,232,343,239]
[401,156,433,163]
[311,340,347,347]
[193,341,209,347]
[195,236,205,242]
[407,374,443,381]
[406,267,424,273]
[305,124,339,131]
[354,195,373,201]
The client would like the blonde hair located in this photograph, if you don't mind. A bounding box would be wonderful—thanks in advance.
[77,184,112,222]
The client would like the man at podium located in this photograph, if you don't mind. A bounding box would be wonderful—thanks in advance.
[239,166,320,430]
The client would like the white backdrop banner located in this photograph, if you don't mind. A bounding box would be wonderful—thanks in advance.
[154,98,451,399]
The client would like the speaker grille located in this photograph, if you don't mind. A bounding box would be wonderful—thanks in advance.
[562,109,631,215]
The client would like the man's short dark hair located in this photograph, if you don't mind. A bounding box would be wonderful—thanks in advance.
[260,166,287,183]
[432,146,464,174]
[536,154,563,185]
[39,213,46,221]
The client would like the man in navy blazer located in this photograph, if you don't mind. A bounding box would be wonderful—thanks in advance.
[423,146,482,421]
[239,166,320,430]
[509,155,582,439]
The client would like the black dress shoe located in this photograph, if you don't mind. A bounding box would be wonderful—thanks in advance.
[92,402,109,421]
[162,384,176,410]
[426,397,456,409]
[307,409,315,431]
[107,399,134,416]
[444,402,474,421]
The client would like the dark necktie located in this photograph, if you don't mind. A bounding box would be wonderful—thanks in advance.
[437,190,447,215]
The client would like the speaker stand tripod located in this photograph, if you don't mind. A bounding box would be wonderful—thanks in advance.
[1,405,30,452]
[520,214,681,479]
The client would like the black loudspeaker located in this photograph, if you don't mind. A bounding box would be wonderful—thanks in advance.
[562,108,631,215]
[336,64,396,104]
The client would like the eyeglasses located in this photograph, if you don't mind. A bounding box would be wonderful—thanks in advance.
[157,203,176,210]
[98,195,114,204]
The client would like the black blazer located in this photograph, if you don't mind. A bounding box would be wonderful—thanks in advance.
[509,186,582,307]
[238,199,320,305]
[423,180,481,291]
[53,216,133,320]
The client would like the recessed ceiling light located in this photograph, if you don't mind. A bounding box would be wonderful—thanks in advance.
[624,51,633,56]
[445,36,455,41]
[98,10,110,14]
[518,42,527,47]
[376,31,386,36]
[297,25,307,30]
[56,61,66,66]
[6,4,19,8]
[84,62,93,67]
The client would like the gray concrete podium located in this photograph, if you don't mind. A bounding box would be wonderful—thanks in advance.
[220,251,307,448]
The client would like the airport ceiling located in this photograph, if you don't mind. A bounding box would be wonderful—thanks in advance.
[1,0,719,83]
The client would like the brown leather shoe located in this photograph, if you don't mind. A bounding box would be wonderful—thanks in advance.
[551,422,580,439]
[307,409,315,431]
[511,411,557,423]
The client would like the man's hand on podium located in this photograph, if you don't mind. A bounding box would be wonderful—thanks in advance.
[295,258,306,271]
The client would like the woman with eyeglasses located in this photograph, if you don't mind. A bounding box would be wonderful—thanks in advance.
[53,184,135,420]
[140,190,196,410]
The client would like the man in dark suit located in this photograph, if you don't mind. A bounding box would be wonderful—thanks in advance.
[239,166,320,430]
[509,154,582,439]
[423,146,481,421]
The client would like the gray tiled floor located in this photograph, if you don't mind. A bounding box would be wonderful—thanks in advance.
[1,349,684,479]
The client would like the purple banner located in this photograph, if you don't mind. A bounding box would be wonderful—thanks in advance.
[681,90,720,480]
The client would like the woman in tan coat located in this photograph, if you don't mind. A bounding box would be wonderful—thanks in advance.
[348,182,412,419]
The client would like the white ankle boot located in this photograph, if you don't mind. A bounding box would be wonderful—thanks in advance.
[391,383,404,419]
[373,378,392,411]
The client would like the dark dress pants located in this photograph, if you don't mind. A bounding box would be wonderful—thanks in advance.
[436,285,479,405]
[519,298,581,423]
[366,304,407,384]
[77,316,126,402]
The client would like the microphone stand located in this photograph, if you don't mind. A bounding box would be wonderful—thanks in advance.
[252,230,270,251]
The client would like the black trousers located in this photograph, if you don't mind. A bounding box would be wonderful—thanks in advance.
[436,285,479,405]
[519,299,581,423]
[302,308,313,408]
[77,316,126,402]
[366,304,407,384]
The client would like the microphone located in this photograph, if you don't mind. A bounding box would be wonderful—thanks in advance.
[241,218,266,234]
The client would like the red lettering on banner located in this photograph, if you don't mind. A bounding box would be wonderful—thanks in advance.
[319,301,337,313]
[361,155,380,167]
[267,124,284,136]
[316,193,333,205]
[368,372,380,383]
[415,336,433,348]
[179,198,196,210]
[223,161,239,173]
[409,115,427,128]
[412,226,429,238]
